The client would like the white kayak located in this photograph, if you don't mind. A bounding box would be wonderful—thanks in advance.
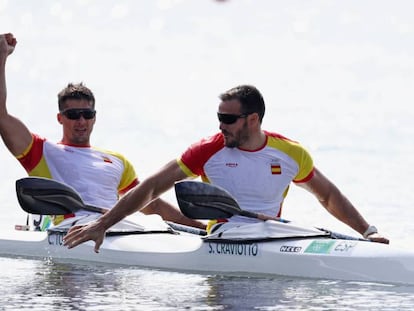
[0,214,414,285]
[1,176,413,285]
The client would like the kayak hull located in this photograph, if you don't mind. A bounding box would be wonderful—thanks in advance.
[1,228,413,285]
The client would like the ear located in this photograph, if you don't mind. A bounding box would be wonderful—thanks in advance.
[57,112,63,124]
[248,112,260,126]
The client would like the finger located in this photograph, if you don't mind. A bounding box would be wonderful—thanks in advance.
[63,225,84,242]
[65,224,84,235]
[94,238,103,253]
[369,236,389,244]
[379,237,390,244]
[66,234,90,249]
[63,226,87,247]
[4,33,17,47]
[62,232,78,246]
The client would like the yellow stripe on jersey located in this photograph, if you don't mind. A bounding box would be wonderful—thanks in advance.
[28,157,52,178]
[266,135,313,182]
[93,147,138,193]
[16,135,34,159]
[177,158,198,178]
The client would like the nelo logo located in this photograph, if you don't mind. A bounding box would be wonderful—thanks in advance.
[280,245,302,253]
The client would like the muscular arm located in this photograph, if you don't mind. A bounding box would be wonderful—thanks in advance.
[101,160,188,228]
[0,33,32,156]
[142,198,206,229]
[297,167,389,243]
[64,159,189,251]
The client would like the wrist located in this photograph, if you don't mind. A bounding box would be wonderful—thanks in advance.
[98,213,115,231]
[363,225,378,238]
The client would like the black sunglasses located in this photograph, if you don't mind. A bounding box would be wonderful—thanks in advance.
[217,113,248,125]
[61,109,96,120]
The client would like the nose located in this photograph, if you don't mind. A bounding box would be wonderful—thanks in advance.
[77,115,88,122]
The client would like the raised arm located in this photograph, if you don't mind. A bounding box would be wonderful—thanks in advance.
[0,33,32,156]
[64,159,189,252]
[298,167,389,244]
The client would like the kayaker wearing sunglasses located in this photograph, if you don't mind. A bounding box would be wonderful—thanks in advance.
[0,33,205,231]
[64,84,389,253]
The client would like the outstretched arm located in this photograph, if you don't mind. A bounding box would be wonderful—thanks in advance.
[298,167,389,244]
[142,198,206,229]
[0,33,32,156]
[63,159,189,252]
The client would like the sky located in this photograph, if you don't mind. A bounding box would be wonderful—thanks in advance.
[1,0,414,241]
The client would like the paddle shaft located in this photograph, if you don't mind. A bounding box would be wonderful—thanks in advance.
[239,209,367,241]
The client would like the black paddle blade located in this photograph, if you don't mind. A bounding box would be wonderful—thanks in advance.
[16,177,85,215]
[174,181,241,219]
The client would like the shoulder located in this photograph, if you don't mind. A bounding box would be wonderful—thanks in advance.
[179,133,224,175]
[185,133,224,153]
[32,133,46,142]
[195,132,224,146]
[265,130,307,152]
[265,130,297,143]
[265,130,314,181]
[17,133,44,159]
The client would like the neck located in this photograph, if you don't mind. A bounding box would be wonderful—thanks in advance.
[240,130,266,150]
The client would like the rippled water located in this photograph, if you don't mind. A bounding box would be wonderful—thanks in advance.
[1,257,414,311]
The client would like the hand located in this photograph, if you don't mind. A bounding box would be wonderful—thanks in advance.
[63,221,106,253]
[0,33,17,57]
[367,232,389,244]
[257,213,282,222]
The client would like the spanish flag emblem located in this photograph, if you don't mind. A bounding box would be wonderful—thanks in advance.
[271,164,281,175]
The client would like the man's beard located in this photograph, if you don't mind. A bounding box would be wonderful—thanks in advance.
[223,122,249,148]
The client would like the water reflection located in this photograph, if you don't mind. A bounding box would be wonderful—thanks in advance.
[203,275,414,310]
[1,257,414,310]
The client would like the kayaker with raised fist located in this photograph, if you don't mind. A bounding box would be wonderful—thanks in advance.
[0,33,205,231]
[63,84,389,253]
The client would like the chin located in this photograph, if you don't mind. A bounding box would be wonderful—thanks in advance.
[71,137,90,145]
